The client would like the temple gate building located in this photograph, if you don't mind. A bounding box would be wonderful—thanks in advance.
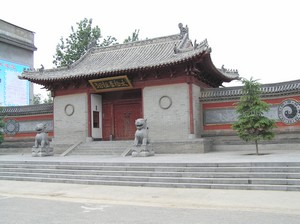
[20,24,239,147]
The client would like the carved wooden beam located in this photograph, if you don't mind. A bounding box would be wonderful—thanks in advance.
[169,67,176,78]
[138,72,147,81]
[82,79,88,86]
[71,80,83,89]
[185,62,195,76]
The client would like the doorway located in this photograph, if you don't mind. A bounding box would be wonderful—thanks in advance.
[102,90,142,140]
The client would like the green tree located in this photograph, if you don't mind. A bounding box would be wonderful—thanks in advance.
[232,77,276,155]
[53,18,141,67]
[33,94,42,105]
[101,36,118,47]
[0,107,4,144]
[123,29,140,43]
[53,18,118,67]
[43,92,53,104]
[33,92,53,105]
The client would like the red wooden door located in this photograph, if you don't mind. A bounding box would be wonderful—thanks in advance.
[114,103,142,140]
[102,101,142,140]
[102,103,113,140]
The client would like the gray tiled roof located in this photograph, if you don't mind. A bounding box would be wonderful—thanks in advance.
[200,79,300,102]
[21,33,238,83]
[0,104,53,116]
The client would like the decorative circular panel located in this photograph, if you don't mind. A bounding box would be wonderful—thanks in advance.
[159,96,172,109]
[64,104,75,116]
[4,119,20,135]
[278,99,300,124]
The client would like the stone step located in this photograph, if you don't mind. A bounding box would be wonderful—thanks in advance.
[0,161,299,191]
[1,161,300,169]
[0,140,33,148]
[1,171,300,185]
[70,150,123,155]
[71,141,132,155]
[207,133,300,145]
[1,163,300,172]
[0,168,300,180]
[72,147,127,151]
[1,160,300,167]
[0,175,299,191]
[206,134,300,151]
[80,141,132,145]
[1,167,300,179]
[0,148,32,155]
[0,140,33,155]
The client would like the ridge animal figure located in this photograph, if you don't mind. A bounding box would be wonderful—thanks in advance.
[133,118,149,146]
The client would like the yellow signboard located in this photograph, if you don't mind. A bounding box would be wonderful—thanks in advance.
[89,76,133,92]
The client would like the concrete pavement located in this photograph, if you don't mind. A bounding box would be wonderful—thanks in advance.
[0,179,300,215]
[0,148,300,215]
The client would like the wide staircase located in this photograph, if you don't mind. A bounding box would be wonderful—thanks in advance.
[0,160,299,191]
[69,141,132,156]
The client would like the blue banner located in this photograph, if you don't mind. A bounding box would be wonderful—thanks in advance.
[0,59,29,106]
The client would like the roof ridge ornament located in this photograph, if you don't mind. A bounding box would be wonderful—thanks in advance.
[174,23,193,54]
[39,64,44,72]
[219,65,239,77]
[87,38,97,49]
[178,23,189,39]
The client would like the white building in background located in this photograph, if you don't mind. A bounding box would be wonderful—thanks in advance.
[0,19,37,106]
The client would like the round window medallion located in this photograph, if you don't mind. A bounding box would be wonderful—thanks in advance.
[64,104,75,116]
[159,96,172,109]
[4,119,20,135]
[278,99,300,124]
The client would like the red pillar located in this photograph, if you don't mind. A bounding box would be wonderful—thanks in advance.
[188,82,195,135]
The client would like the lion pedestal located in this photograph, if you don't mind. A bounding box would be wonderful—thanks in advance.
[131,118,154,157]
[32,123,54,157]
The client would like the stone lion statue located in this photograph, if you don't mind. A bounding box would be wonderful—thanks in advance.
[133,118,149,146]
[32,123,53,157]
[33,123,50,148]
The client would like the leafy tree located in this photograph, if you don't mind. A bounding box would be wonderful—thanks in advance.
[0,107,4,144]
[53,18,118,67]
[53,18,141,67]
[232,77,275,155]
[123,29,140,43]
[101,36,118,47]
[33,94,42,105]
[33,92,53,105]
[43,92,53,104]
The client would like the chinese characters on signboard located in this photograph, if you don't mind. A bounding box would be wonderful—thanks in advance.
[0,59,30,106]
[89,76,133,92]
